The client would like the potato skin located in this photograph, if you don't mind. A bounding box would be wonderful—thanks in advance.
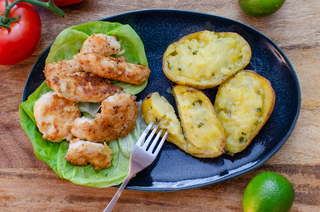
[141,91,226,158]
[163,31,252,89]
[214,70,275,155]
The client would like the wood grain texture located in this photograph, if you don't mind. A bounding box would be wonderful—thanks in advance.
[0,0,319,211]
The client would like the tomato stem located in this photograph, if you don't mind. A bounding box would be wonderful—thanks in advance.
[1,0,65,27]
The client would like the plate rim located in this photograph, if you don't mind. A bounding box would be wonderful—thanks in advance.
[23,9,301,192]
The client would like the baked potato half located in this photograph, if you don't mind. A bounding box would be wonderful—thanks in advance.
[163,30,251,89]
[141,92,187,148]
[214,70,275,155]
[141,90,226,158]
[172,85,226,157]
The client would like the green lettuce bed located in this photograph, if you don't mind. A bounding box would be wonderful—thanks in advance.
[19,21,148,188]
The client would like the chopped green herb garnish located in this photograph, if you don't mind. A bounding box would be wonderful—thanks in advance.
[167,60,171,68]
[188,46,192,50]
[178,67,182,71]
[192,100,203,106]
[241,132,246,135]
[257,108,262,113]
[193,50,198,55]
[239,137,245,143]
[198,122,205,128]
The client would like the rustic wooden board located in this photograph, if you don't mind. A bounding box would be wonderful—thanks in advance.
[1,0,319,211]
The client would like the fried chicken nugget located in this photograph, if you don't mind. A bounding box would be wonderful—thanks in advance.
[34,91,81,142]
[71,92,139,142]
[43,59,82,76]
[79,33,122,56]
[44,59,123,103]
[76,53,150,85]
[65,138,113,170]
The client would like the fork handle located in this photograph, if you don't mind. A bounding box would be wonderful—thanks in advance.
[103,172,134,212]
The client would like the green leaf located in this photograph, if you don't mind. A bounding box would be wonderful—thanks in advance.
[113,80,148,95]
[77,102,101,119]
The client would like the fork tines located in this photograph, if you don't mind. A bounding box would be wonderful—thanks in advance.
[136,122,168,154]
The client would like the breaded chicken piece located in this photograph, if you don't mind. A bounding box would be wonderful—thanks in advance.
[71,92,139,142]
[76,53,150,85]
[44,59,82,76]
[79,33,122,56]
[44,60,123,103]
[33,91,81,142]
[65,138,112,170]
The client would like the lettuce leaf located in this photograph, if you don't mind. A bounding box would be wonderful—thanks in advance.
[77,102,101,119]
[19,21,149,188]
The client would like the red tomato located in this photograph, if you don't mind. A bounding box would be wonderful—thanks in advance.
[47,0,83,6]
[0,0,41,65]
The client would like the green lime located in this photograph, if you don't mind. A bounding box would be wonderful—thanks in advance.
[242,172,295,212]
[238,0,286,17]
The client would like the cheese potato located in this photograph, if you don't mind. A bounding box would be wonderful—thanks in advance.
[141,92,187,149]
[173,85,226,157]
[163,30,251,89]
[214,70,275,155]
[142,89,226,158]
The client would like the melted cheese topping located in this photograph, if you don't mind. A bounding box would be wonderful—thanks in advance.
[215,71,267,153]
[173,86,225,152]
[142,92,186,146]
[164,31,251,88]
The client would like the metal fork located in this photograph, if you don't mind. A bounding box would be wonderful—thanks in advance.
[103,121,168,212]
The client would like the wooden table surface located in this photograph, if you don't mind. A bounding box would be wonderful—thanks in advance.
[1,0,319,211]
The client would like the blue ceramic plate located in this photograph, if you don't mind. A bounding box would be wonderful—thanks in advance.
[23,9,301,191]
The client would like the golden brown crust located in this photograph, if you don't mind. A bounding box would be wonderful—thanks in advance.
[79,33,121,56]
[45,62,123,102]
[44,59,82,78]
[65,138,113,170]
[71,93,139,142]
[76,53,150,85]
[33,91,81,142]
